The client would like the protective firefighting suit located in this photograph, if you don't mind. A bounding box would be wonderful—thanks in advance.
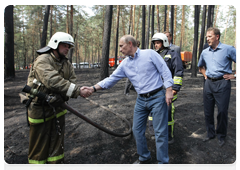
[149,47,183,143]
[27,52,80,164]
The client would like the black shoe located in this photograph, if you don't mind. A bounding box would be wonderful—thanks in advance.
[133,158,152,164]
[218,139,225,147]
[203,136,215,142]
[159,166,169,170]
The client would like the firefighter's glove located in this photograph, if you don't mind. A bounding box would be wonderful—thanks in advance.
[47,94,65,107]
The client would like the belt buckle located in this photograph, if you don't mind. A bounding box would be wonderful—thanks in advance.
[147,93,150,98]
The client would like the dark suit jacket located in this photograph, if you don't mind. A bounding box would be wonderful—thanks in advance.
[170,44,181,59]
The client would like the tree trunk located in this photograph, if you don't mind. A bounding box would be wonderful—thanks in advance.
[213,5,219,27]
[170,5,174,44]
[4,5,15,78]
[40,5,50,48]
[68,5,74,63]
[132,5,136,36]
[164,5,167,31]
[114,5,120,68]
[191,5,200,78]
[100,5,113,80]
[121,7,126,35]
[173,5,177,45]
[135,6,141,40]
[224,6,231,43]
[157,5,160,32]
[198,5,207,60]
[145,5,151,49]
[141,5,146,49]
[66,5,69,33]
[166,5,170,32]
[150,5,155,49]
[180,5,185,50]
[50,5,53,38]
[128,5,132,34]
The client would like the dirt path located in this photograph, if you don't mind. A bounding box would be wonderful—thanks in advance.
[4,68,236,164]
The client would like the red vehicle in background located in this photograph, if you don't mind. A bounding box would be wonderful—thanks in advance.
[109,56,125,68]
[181,51,192,69]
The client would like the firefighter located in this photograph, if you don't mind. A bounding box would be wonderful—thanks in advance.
[150,33,184,144]
[26,32,91,164]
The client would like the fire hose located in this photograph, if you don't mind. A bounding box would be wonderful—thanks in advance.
[61,100,132,137]
[21,85,132,137]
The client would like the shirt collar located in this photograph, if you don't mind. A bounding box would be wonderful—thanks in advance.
[209,41,222,51]
[129,48,140,60]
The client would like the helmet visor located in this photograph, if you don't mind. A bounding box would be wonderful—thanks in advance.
[61,41,75,48]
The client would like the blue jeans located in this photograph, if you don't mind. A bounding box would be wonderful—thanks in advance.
[132,89,169,164]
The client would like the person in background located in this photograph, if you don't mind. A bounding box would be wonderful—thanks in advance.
[151,33,184,144]
[164,31,181,58]
[198,27,236,147]
[82,35,173,164]
[26,32,91,164]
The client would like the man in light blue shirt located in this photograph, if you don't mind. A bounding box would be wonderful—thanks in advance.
[84,35,173,164]
[198,27,236,147]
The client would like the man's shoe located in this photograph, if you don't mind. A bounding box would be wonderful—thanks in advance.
[218,139,225,147]
[133,158,152,164]
[159,166,169,170]
[203,136,215,142]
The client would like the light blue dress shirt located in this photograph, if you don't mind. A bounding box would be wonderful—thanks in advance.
[97,48,173,94]
[198,42,236,78]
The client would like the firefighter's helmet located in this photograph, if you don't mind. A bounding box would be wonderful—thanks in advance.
[151,33,169,47]
[37,32,74,54]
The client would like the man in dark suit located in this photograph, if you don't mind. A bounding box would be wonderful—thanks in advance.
[164,31,181,58]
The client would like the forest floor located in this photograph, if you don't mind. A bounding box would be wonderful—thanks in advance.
[4,68,236,166]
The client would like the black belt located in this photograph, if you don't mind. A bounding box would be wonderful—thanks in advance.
[207,76,224,82]
[140,86,163,98]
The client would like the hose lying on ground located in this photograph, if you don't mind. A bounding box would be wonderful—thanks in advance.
[61,99,132,137]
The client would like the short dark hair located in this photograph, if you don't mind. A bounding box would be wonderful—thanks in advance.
[207,27,221,40]
[163,31,172,37]
[122,35,137,47]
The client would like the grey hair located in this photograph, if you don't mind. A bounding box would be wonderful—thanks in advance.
[121,35,137,47]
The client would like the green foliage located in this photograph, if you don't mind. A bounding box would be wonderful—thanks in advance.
[11,5,236,69]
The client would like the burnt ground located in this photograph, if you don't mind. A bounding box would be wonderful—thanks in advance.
[4,68,236,165]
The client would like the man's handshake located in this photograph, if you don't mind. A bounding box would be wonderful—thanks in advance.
[79,85,102,98]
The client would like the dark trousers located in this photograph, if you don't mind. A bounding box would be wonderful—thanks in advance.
[203,79,231,140]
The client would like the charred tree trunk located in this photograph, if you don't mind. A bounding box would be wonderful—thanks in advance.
[40,5,50,48]
[4,5,15,78]
[164,5,167,31]
[114,5,120,68]
[100,5,113,80]
[198,5,207,60]
[141,5,146,49]
[170,5,174,44]
[191,5,200,78]
[150,5,155,49]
